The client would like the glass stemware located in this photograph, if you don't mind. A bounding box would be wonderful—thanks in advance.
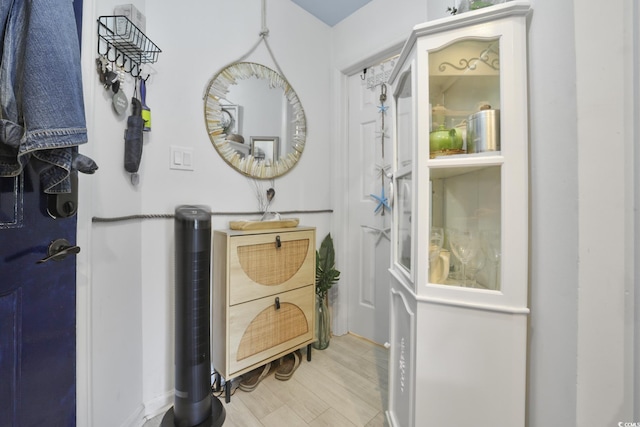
[429,227,445,283]
[448,229,479,287]
[480,230,501,290]
[465,251,486,288]
[429,227,444,262]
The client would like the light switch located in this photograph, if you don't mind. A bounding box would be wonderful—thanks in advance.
[173,150,183,165]
[183,151,192,167]
[170,146,194,171]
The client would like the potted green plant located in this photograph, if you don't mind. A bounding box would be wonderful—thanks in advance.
[313,233,341,350]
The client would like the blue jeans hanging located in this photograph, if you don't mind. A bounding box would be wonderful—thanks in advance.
[0,0,97,193]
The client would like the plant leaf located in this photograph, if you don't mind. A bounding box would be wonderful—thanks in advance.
[316,233,340,298]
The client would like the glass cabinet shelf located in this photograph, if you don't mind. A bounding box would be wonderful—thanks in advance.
[427,157,503,178]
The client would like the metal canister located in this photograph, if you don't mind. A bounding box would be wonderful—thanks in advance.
[467,107,500,153]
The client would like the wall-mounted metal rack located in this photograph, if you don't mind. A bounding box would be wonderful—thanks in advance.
[97,15,161,77]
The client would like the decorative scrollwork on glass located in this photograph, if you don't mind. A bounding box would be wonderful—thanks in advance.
[438,46,500,72]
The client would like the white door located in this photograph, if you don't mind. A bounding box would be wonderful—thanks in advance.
[346,69,393,345]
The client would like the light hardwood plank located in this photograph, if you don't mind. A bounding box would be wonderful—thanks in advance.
[260,404,309,427]
[233,372,286,420]
[260,372,330,423]
[304,345,386,408]
[218,395,264,427]
[316,337,388,389]
[308,407,358,427]
[364,411,387,427]
[293,360,380,426]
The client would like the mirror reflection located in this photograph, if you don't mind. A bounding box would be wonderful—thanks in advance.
[204,62,306,178]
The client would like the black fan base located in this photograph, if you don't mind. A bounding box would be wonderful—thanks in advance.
[160,398,225,427]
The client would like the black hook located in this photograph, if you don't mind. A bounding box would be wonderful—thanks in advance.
[130,63,141,78]
[115,53,126,68]
[98,40,109,56]
[361,68,367,80]
[105,45,117,62]
[133,68,150,81]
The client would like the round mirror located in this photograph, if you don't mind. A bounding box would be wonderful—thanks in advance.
[204,62,307,179]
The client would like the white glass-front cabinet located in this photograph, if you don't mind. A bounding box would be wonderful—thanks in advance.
[386,3,531,426]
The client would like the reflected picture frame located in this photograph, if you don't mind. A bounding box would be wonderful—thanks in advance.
[250,136,280,164]
[220,104,241,135]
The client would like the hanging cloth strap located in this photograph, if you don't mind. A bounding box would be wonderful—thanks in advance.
[233,0,284,75]
[203,0,287,98]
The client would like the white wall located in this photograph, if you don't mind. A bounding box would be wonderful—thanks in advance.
[635,3,640,419]
[527,0,580,425]
[573,0,636,424]
[76,0,637,425]
[528,0,637,425]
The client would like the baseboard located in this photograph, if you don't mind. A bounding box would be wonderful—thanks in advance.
[121,404,144,427]
[142,391,174,423]
[385,410,398,427]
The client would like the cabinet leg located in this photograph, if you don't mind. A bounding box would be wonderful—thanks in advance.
[213,371,221,392]
[307,343,312,362]
[225,379,231,403]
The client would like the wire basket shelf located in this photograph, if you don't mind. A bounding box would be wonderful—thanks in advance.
[97,15,161,77]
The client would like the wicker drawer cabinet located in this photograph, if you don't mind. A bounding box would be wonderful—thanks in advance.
[211,227,316,401]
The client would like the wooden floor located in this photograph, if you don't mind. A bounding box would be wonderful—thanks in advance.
[144,334,389,427]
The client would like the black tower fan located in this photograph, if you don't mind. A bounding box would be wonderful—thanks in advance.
[162,205,225,427]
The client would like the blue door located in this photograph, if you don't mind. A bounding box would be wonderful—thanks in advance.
[0,170,78,426]
[0,1,83,425]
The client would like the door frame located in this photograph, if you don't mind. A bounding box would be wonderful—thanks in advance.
[76,0,97,424]
[332,43,404,337]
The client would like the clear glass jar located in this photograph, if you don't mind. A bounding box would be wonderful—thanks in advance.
[313,294,330,350]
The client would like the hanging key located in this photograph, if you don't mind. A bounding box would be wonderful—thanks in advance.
[103,70,119,90]
[96,56,108,84]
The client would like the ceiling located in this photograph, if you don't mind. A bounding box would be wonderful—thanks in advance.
[290,0,372,27]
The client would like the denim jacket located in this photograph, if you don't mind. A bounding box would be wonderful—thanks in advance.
[0,0,97,194]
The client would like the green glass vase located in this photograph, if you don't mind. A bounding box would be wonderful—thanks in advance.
[313,294,330,350]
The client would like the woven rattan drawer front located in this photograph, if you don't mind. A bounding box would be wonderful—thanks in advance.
[229,229,315,305]
[228,285,314,375]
